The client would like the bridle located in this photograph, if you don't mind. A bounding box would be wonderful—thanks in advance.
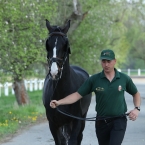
[46,31,70,80]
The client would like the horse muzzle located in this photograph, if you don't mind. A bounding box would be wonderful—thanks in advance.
[49,63,62,80]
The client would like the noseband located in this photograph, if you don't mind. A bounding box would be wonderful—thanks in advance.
[47,32,69,80]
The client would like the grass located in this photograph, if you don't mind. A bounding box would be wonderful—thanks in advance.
[0,90,46,141]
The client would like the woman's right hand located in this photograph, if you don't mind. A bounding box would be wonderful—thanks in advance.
[50,100,59,108]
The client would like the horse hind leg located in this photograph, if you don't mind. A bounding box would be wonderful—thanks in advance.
[48,122,64,145]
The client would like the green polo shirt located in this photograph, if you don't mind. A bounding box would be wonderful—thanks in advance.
[77,68,138,117]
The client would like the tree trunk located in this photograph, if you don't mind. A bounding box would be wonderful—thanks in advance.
[13,79,29,106]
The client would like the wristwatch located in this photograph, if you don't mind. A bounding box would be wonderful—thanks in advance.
[135,107,140,111]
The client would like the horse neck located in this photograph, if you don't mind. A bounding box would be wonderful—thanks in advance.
[51,59,71,98]
[61,57,71,79]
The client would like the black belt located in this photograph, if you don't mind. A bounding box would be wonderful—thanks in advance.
[96,116,125,125]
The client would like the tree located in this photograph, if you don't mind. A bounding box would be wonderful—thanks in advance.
[0,0,57,105]
[45,0,131,73]
[124,0,145,68]
[38,0,145,72]
[69,0,130,74]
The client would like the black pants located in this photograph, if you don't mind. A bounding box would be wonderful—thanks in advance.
[95,116,127,145]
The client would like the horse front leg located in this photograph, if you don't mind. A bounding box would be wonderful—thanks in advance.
[68,120,85,145]
[61,124,71,145]
[49,121,67,145]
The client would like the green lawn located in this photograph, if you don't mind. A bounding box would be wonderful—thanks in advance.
[0,90,46,141]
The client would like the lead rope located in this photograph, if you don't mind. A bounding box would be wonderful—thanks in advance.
[56,107,130,121]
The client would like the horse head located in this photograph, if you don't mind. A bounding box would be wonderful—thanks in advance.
[45,19,71,80]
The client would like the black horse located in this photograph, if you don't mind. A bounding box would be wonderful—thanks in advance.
[43,19,92,145]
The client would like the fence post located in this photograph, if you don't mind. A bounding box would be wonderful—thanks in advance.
[38,80,44,90]
[12,89,14,94]
[29,80,33,92]
[12,85,14,95]
[24,80,28,90]
[8,83,14,95]
[128,69,130,76]
[34,79,38,91]
[4,82,9,96]
[138,69,141,76]
[0,83,2,97]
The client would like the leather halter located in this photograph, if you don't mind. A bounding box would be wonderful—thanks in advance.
[47,31,69,80]
[49,32,67,37]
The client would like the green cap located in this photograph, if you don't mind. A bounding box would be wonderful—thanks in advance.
[100,49,115,60]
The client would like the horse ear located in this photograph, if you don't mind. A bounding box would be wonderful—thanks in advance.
[62,20,71,34]
[46,19,53,32]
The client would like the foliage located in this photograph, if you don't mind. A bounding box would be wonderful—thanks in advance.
[0,0,57,81]
[68,0,145,73]
[54,0,74,25]
[121,0,145,69]
[0,0,145,79]
[69,1,130,74]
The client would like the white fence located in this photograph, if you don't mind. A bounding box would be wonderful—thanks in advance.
[0,79,44,97]
[118,69,145,76]
[1,69,145,97]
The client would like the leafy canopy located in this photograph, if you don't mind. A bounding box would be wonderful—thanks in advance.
[0,0,57,81]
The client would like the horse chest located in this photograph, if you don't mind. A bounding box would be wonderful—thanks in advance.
[48,107,73,126]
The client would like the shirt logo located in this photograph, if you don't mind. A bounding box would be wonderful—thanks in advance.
[96,87,104,91]
[118,85,122,91]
